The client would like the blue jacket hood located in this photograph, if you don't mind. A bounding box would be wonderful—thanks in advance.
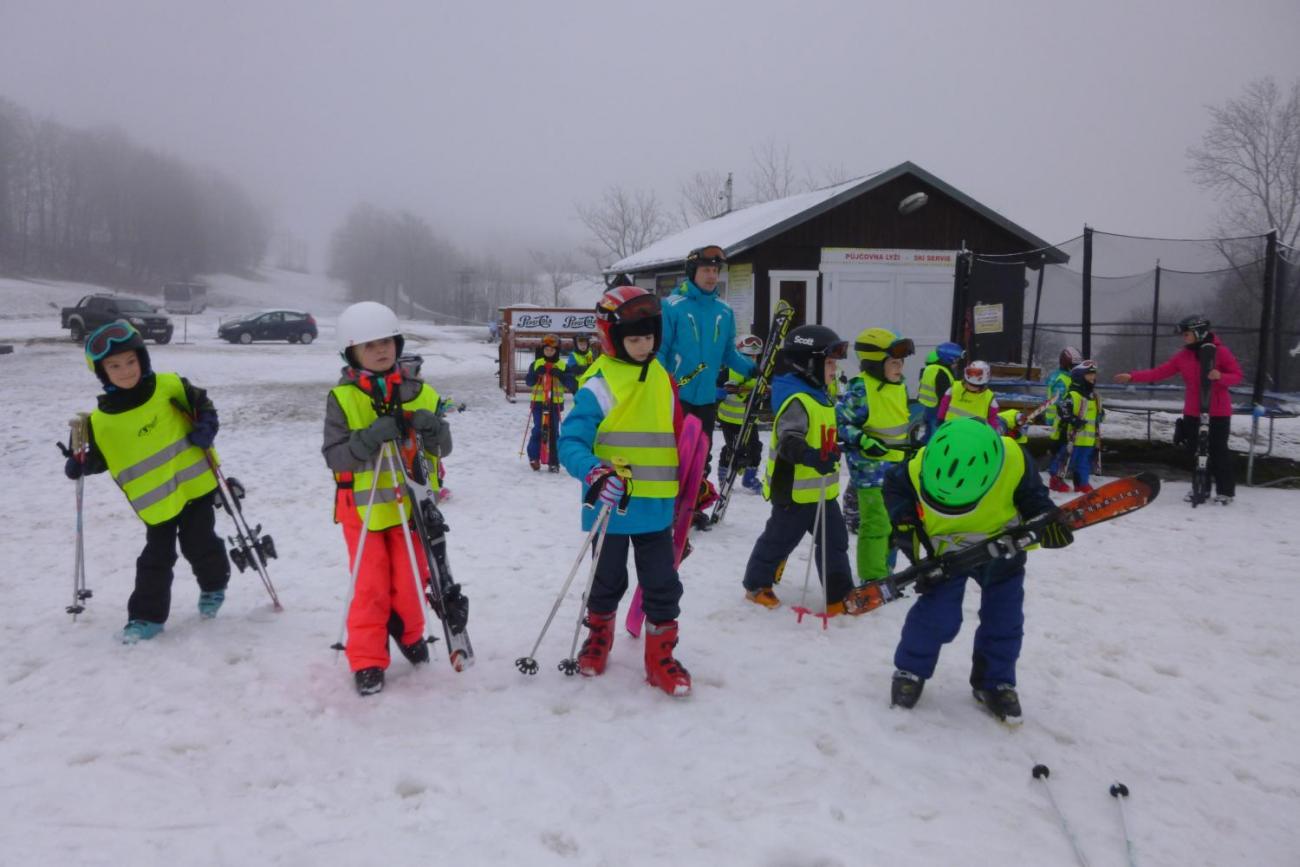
[770,372,829,413]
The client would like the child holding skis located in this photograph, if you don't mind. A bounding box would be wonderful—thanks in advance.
[886,417,1074,723]
[716,335,765,494]
[741,325,856,614]
[322,301,454,696]
[525,333,575,472]
[1046,360,1103,493]
[63,320,230,643]
[560,286,692,697]
[837,328,917,584]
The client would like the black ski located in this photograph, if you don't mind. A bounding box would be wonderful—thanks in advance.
[1191,342,1217,507]
[710,299,796,526]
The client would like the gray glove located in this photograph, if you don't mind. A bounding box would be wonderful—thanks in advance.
[410,409,444,439]
[348,415,400,460]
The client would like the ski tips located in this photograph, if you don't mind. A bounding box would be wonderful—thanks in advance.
[1134,471,1162,499]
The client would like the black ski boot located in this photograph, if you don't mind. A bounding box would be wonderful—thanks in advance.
[891,670,924,709]
[973,684,1023,724]
[399,638,430,665]
[354,667,385,696]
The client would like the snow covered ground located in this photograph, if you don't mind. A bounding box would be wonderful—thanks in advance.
[1,274,1298,865]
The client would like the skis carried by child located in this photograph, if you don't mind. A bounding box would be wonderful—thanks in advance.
[843,473,1161,615]
[1190,342,1217,507]
[710,299,796,526]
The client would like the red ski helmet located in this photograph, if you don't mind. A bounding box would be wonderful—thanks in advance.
[595,286,662,362]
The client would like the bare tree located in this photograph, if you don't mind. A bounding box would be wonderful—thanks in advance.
[748,138,801,203]
[677,169,732,226]
[530,248,583,306]
[575,185,673,270]
[1188,77,1300,248]
[803,160,858,191]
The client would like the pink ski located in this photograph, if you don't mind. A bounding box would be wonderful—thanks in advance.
[626,414,707,637]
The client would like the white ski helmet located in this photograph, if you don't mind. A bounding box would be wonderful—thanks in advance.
[963,359,992,387]
[337,301,404,361]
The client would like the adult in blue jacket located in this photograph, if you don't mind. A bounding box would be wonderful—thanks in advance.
[657,244,756,478]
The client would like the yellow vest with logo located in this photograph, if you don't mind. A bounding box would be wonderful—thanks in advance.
[906,440,1024,555]
[945,381,995,422]
[765,392,841,503]
[531,358,568,404]
[858,372,912,463]
[331,381,442,530]
[1053,391,1102,447]
[585,356,680,500]
[91,372,218,526]
[917,363,953,408]
[716,369,754,426]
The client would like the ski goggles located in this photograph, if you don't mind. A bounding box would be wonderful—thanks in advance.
[85,320,140,362]
[854,336,915,359]
[823,340,850,360]
[688,245,727,267]
[600,291,661,323]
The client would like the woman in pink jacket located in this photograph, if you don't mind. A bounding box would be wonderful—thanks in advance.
[1113,315,1242,503]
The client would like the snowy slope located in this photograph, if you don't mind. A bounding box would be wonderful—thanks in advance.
[1,277,1297,866]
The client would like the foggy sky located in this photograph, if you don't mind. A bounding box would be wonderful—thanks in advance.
[3,0,1299,269]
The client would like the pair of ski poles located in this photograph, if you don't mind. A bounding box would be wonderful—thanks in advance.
[1033,763,1138,867]
[59,414,94,620]
[515,460,631,675]
[793,425,836,629]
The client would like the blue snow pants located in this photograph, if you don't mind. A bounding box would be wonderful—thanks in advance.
[527,403,561,465]
[1048,442,1094,486]
[893,564,1026,690]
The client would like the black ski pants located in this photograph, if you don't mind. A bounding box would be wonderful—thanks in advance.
[743,498,853,604]
[718,419,762,481]
[1183,415,1235,497]
[589,528,682,624]
[130,492,230,623]
[681,401,718,478]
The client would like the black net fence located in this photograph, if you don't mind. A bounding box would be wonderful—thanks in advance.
[959,229,1298,404]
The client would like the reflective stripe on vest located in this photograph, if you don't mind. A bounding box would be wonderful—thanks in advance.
[531,359,567,404]
[917,364,951,408]
[908,441,1025,555]
[859,373,911,463]
[331,380,441,530]
[586,356,679,499]
[91,372,218,526]
[1066,392,1102,446]
[716,369,752,425]
[945,382,995,421]
[765,392,840,503]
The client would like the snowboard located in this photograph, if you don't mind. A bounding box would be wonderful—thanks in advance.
[625,413,707,638]
[842,472,1162,615]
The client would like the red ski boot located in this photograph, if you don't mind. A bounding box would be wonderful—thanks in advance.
[644,620,691,697]
[1073,482,1094,494]
[577,610,615,677]
[1048,475,1070,493]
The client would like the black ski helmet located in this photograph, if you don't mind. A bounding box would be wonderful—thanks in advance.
[685,245,726,281]
[1070,359,1098,390]
[1176,315,1211,343]
[782,324,848,387]
[84,319,152,388]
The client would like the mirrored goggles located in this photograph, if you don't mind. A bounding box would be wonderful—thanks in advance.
[85,320,138,361]
[690,245,727,266]
[608,292,661,323]
[824,340,850,360]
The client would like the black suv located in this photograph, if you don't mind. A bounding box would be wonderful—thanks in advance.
[219,310,318,345]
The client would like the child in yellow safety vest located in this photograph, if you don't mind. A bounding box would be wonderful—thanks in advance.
[524,333,575,472]
[63,320,231,644]
[1046,360,1103,494]
[559,286,692,697]
[938,360,1001,427]
[322,302,454,697]
[742,325,858,615]
[715,334,764,493]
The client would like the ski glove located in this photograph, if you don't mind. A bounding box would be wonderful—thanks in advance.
[585,464,627,510]
[188,411,219,450]
[64,455,83,480]
[858,435,891,459]
[409,409,444,439]
[799,447,838,476]
[348,415,401,460]
[889,523,917,554]
[1040,519,1075,549]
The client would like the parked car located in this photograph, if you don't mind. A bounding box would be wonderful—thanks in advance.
[219,310,318,344]
[162,281,208,314]
[61,294,173,344]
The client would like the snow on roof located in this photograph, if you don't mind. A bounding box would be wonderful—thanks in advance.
[610,174,876,273]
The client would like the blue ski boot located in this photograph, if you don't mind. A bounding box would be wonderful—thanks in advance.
[741,467,762,493]
[198,590,225,619]
[119,620,164,644]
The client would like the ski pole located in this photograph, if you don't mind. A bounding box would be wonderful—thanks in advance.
[1110,782,1137,867]
[62,414,94,619]
[1032,764,1091,867]
[559,500,616,675]
[518,404,533,458]
[516,502,613,675]
[377,441,443,663]
[332,450,386,657]
[794,425,834,628]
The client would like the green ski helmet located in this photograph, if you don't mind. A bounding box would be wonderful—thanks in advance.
[919,418,1005,509]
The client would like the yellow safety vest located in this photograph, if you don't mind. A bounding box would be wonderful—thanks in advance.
[917,363,953,408]
[584,356,679,500]
[1053,391,1102,447]
[765,392,840,503]
[91,373,218,526]
[531,358,568,404]
[716,369,754,426]
[998,409,1028,444]
[906,441,1025,555]
[856,372,912,463]
[944,381,995,422]
[331,381,442,530]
